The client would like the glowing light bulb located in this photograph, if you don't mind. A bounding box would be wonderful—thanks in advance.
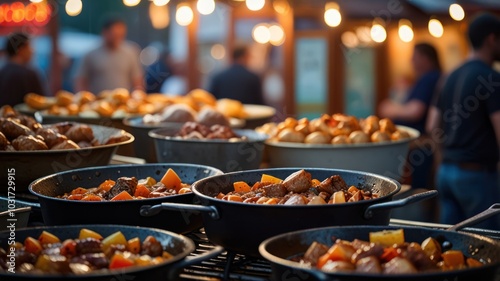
[428,18,444,38]
[341,31,359,48]
[252,24,270,44]
[65,0,82,17]
[356,26,371,43]
[176,4,193,26]
[153,0,170,6]
[449,3,465,21]
[123,0,141,7]
[246,0,265,11]
[398,19,414,43]
[197,0,215,15]
[370,23,386,43]
[30,0,44,3]
[211,44,226,60]
[324,2,341,27]
[269,24,285,46]
[273,0,290,14]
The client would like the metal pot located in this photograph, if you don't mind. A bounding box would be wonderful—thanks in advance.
[0,224,223,280]
[0,123,134,194]
[28,164,222,233]
[149,127,268,172]
[265,126,419,179]
[141,168,437,256]
[259,204,500,281]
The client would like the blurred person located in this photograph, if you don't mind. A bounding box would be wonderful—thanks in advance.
[0,32,47,106]
[74,18,143,94]
[427,13,500,229]
[145,50,172,93]
[208,45,264,105]
[379,43,441,189]
[160,59,187,96]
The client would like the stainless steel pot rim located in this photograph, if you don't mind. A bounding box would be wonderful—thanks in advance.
[191,167,402,208]
[148,128,268,143]
[28,163,223,204]
[265,125,420,149]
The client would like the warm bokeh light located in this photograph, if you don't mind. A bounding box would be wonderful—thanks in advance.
[153,0,169,6]
[149,1,169,29]
[246,0,265,11]
[449,3,465,21]
[356,26,371,43]
[273,0,290,14]
[140,46,160,66]
[30,0,43,3]
[269,24,285,46]
[252,24,270,44]
[11,2,25,23]
[65,0,82,17]
[176,4,193,26]
[398,19,413,42]
[324,2,341,27]
[370,23,387,43]
[123,0,141,7]
[428,18,444,38]
[197,0,215,15]
[211,44,226,60]
[341,31,359,48]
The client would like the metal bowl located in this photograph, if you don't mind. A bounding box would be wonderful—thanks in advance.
[149,127,268,172]
[265,126,419,179]
[0,123,134,194]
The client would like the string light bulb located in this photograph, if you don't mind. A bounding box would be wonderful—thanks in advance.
[197,0,215,15]
[370,19,387,43]
[449,3,465,21]
[176,4,193,26]
[428,18,444,38]
[398,19,414,42]
[324,2,341,27]
[65,0,82,16]
[246,0,265,11]
[123,0,141,7]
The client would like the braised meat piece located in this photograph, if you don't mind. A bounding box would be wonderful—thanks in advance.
[104,134,130,145]
[317,175,348,194]
[282,169,312,193]
[206,124,237,139]
[383,257,417,274]
[178,122,210,137]
[284,194,307,205]
[303,242,329,266]
[75,238,102,255]
[0,131,8,150]
[50,140,80,150]
[356,256,382,273]
[12,135,48,150]
[1,118,32,140]
[48,122,73,134]
[19,115,41,131]
[351,243,384,262]
[105,177,138,199]
[262,183,287,198]
[37,127,67,148]
[141,236,163,257]
[71,253,108,269]
[65,124,94,143]
[404,245,438,271]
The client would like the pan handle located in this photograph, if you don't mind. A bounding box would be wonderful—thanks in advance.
[364,190,438,219]
[167,245,224,279]
[140,203,220,220]
[447,203,500,232]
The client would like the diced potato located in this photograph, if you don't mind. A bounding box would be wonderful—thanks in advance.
[442,250,465,268]
[178,187,191,194]
[332,191,346,204]
[102,231,128,252]
[138,177,156,186]
[260,174,283,184]
[317,244,355,268]
[160,168,182,191]
[369,229,405,247]
[24,237,43,255]
[421,237,442,259]
[347,186,359,194]
[216,192,225,199]
[227,195,243,202]
[162,251,174,260]
[135,255,153,266]
[79,229,103,241]
[308,196,327,205]
[38,231,61,245]
[264,198,279,205]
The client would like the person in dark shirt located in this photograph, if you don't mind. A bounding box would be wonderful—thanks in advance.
[145,50,172,93]
[0,32,46,106]
[379,43,441,189]
[208,45,264,105]
[427,13,500,229]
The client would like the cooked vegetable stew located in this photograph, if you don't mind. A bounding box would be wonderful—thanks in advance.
[216,169,378,205]
[58,168,190,201]
[0,228,173,274]
[297,229,485,274]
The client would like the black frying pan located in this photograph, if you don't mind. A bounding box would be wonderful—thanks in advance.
[28,164,222,233]
[0,224,222,280]
[259,204,500,281]
[141,168,437,256]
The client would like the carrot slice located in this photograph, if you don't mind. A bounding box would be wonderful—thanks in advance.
[160,168,182,192]
[98,180,115,192]
[110,191,133,201]
[233,181,251,193]
[134,184,151,197]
